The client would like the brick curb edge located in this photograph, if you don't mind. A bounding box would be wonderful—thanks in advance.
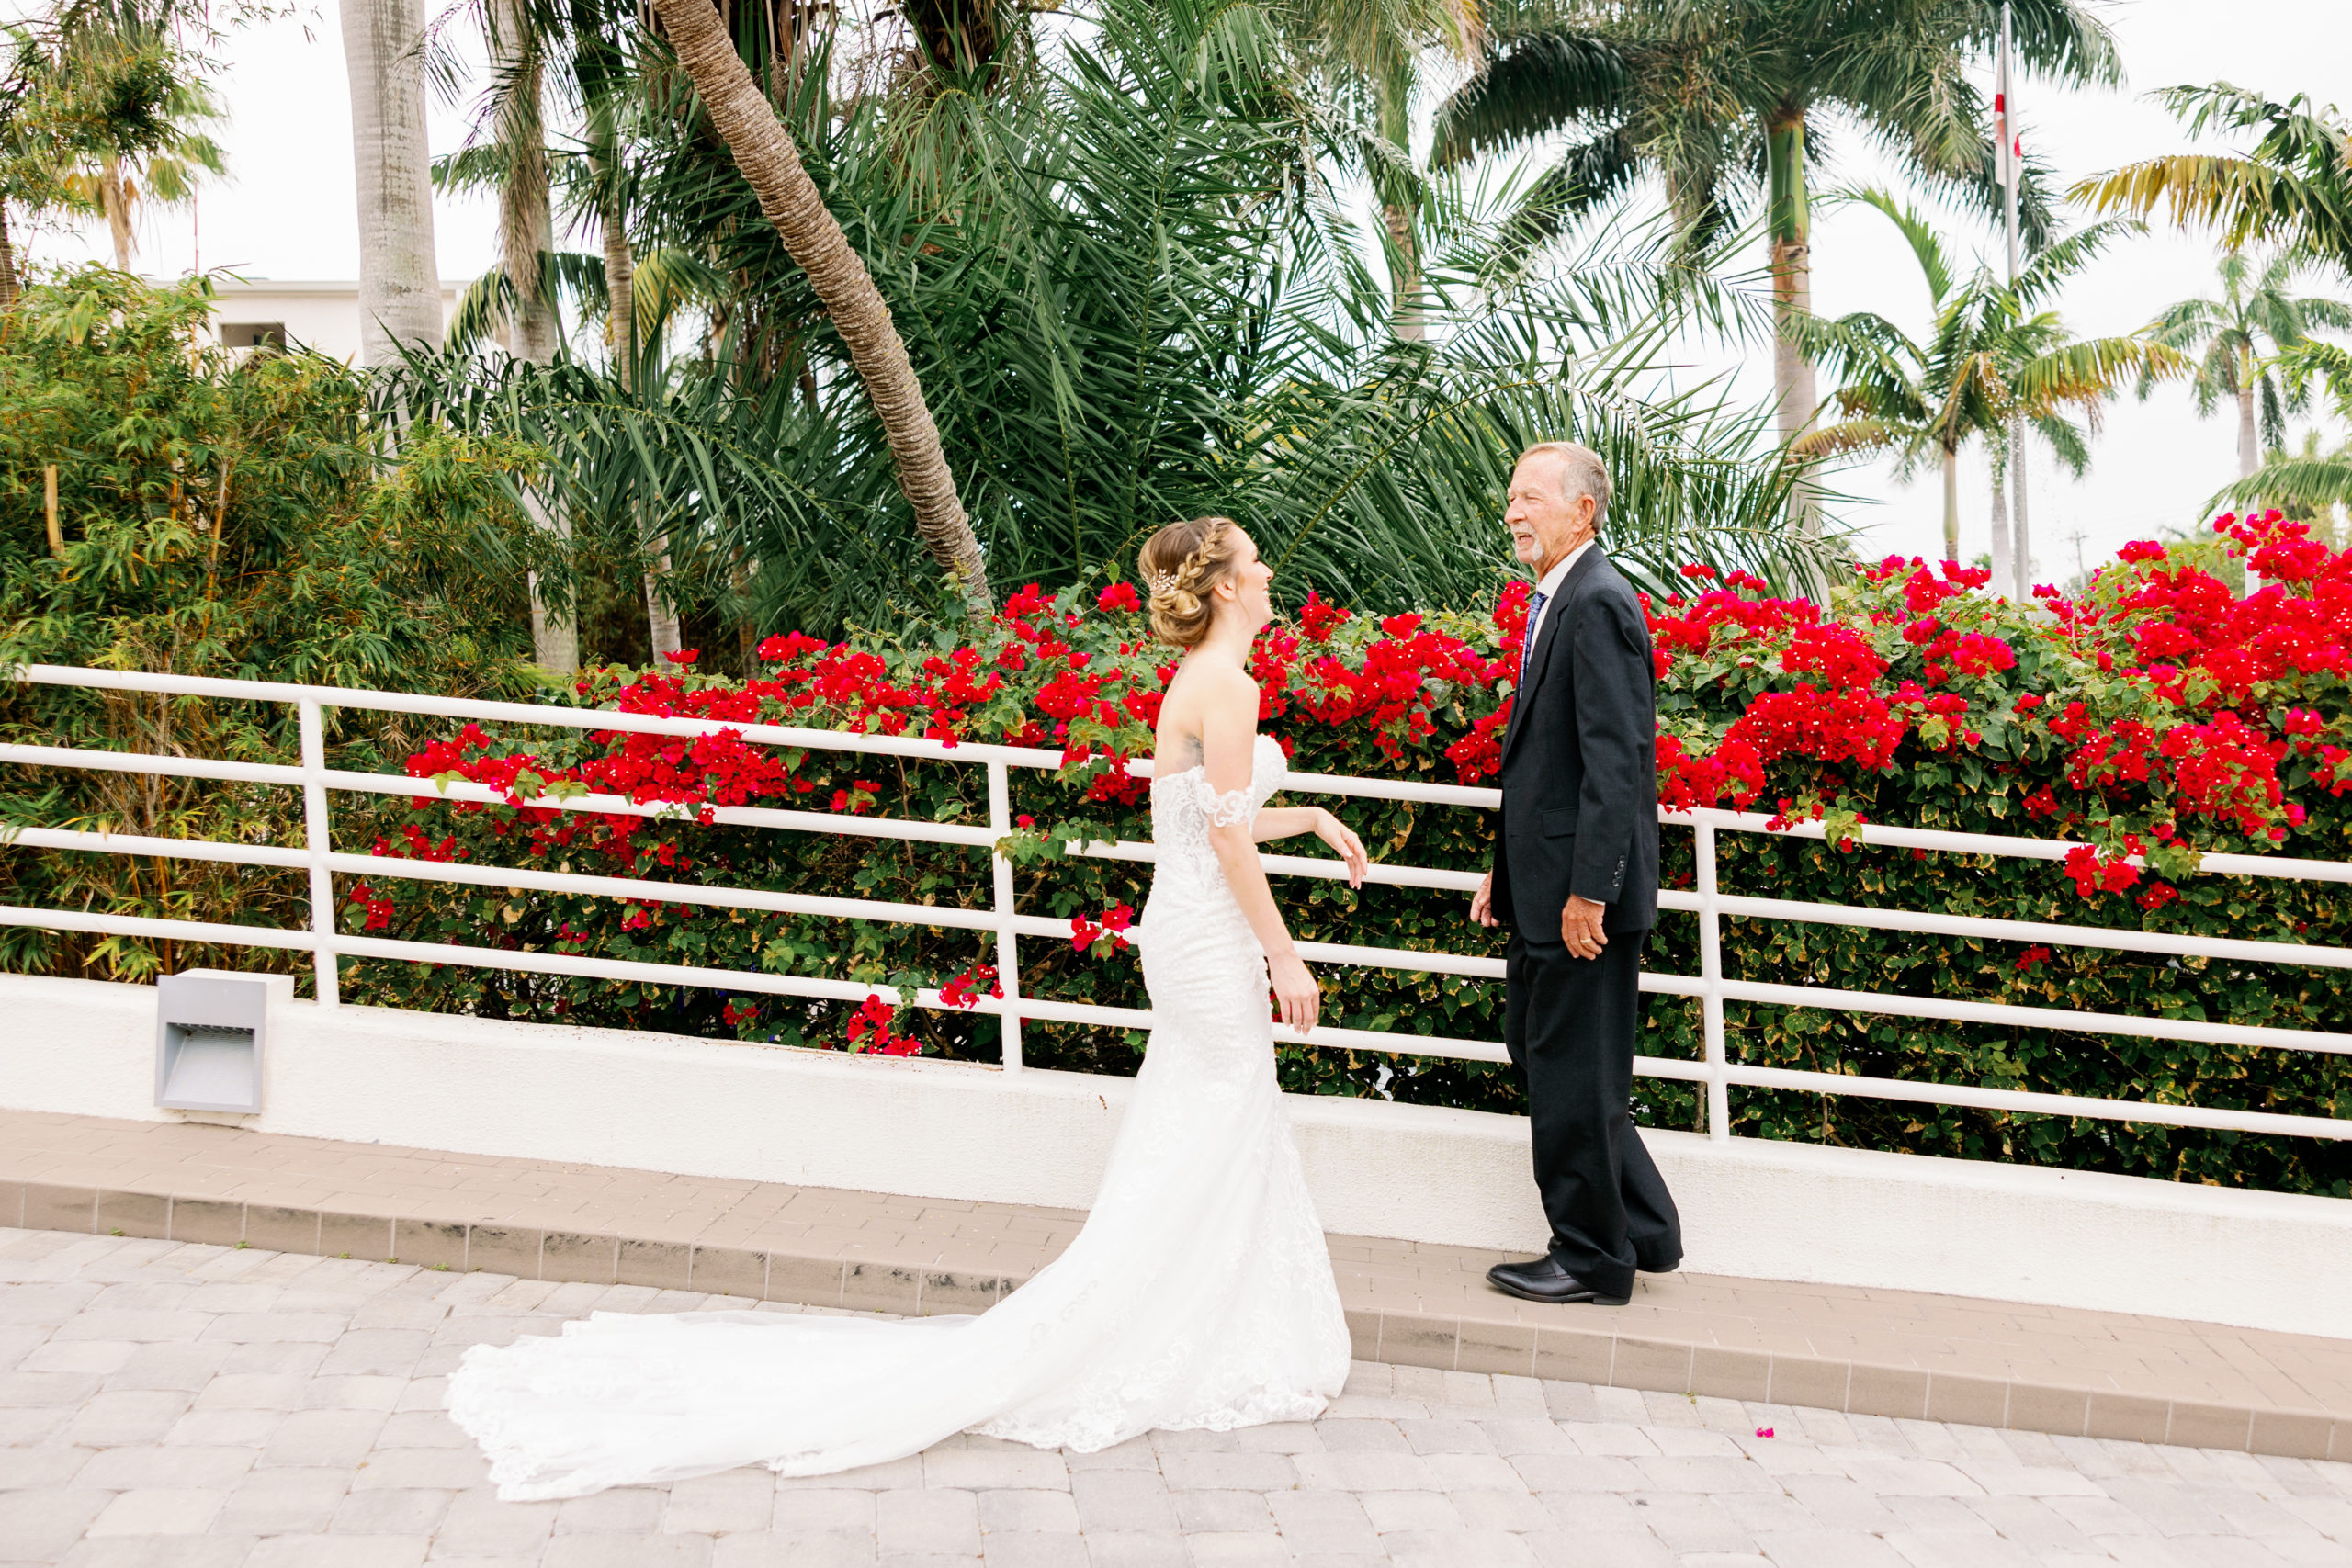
[7,1177,2342,1463]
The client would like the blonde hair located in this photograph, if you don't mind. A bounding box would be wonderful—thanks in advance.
[1518,440,1611,533]
[1138,515,1245,649]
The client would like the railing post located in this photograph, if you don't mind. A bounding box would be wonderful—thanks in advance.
[1698,820,1726,1139]
[298,700,339,1008]
[987,759,1023,1073]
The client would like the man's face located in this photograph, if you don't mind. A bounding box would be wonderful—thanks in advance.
[1505,455,1595,575]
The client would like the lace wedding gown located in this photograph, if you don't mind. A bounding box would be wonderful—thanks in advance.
[446,733,1351,1499]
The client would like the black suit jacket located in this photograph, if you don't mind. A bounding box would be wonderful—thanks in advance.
[1490,547,1660,937]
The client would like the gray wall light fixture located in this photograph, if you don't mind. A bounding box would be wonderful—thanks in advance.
[155,969,275,1113]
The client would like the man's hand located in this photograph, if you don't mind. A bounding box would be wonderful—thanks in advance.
[1562,895,1608,959]
[1471,872,1498,928]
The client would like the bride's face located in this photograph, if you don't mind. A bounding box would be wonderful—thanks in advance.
[1216,530,1275,636]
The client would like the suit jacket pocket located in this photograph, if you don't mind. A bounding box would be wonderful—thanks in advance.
[1541,806,1579,838]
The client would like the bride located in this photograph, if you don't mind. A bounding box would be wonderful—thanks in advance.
[447,515,1369,1499]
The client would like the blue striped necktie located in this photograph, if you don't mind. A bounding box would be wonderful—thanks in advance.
[1518,588,1549,691]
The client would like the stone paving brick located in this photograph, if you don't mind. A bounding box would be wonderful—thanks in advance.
[878,1486,982,1555]
[72,1487,219,1540]
[62,1387,194,1445]
[1449,1486,1553,1531]
[1263,1489,1379,1554]
[541,1537,714,1567]
[1176,1532,1289,1564]
[977,1535,1087,1567]
[1387,1528,1542,1565]
[56,1538,260,1568]
[1074,1533,1187,1568]
[661,1469,776,1533]
[6,1230,2352,1567]
[1521,1529,1678,1566]
[921,1448,1070,1491]
[977,1488,1080,1534]
[76,1443,256,1489]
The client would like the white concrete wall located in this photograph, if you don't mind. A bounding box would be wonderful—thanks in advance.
[6,973,2347,1340]
[206,281,466,362]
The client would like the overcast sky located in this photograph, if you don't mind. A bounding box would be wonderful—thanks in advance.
[26,0,2352,583]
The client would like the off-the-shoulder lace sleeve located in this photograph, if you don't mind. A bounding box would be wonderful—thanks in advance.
[1191,775,1255,828]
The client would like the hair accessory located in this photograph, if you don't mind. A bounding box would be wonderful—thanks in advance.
[1145,568,1182,596]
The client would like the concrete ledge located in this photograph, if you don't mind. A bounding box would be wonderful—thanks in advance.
[6,1163,2345,1463]
[4,972,2350,1339]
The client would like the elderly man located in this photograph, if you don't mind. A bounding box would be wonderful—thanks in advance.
[1470,441,1682,1306]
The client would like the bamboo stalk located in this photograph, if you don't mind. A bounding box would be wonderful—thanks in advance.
[43,464,60,557]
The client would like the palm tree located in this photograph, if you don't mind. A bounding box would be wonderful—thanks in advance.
[1276,0,1481,341]
[1798,193,2173,571]
[0,26,96,310]
[2138,252,2352,483]
[641,0,990,617]
[1430,0,2119,534]
[340,0,444,360]
[2208,340,2352,519]
[2075,85,2352,277]
[34,2,223,272]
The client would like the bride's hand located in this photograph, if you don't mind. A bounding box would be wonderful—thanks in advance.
[1314,808,1369,889]
[1270,953,1320,1037]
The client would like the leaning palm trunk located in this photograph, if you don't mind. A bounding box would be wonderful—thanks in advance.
[646,0,989,616]
[339,0,445,362]
[1768,111,1820,539]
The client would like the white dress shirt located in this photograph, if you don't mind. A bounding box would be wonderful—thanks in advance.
[1522,538,1594,663]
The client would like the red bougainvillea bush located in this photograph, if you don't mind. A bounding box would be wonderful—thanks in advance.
[345,512,2352,1197]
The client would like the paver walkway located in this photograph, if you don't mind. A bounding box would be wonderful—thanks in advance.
[4,1227,2350,1567]
[5,1111,2349,1463]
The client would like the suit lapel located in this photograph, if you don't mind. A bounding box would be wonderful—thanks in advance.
[1500,547,1606,769]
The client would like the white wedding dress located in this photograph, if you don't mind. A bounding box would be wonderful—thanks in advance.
[446,733,1351,1499]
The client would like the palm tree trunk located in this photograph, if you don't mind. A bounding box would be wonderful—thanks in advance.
[339,0,444,362]
[594,124,678,660]
[491,0,573,672]
[1988,440,2010,593]
[1941,444,1960,564]
[1378,68,1422,344]
[0,202,20,312]
[492,0,561,365]
[646,0,990,617]
[1382,202,1423,343]
[2237,381,2259,480]
[100,157,132,271]
[2009,419,2031,600]
[1767,108,1819,539]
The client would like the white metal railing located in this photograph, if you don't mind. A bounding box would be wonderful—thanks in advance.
[5,662,2349,1146]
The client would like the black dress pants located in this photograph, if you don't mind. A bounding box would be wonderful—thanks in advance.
[1504,926,1683,1299]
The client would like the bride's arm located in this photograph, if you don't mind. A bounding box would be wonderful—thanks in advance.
[1251,806,1369,888]
[1196,669,1324,1035]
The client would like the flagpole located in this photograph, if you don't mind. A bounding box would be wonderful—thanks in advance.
[2001,2,2030,600]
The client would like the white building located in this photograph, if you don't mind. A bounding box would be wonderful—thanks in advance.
[206,277,467,362]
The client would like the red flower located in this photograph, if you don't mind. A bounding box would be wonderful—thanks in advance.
[1097,581,1142,613]
[664,649,700,666]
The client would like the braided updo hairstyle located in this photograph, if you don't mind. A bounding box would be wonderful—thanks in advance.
[1138,515,1246,649]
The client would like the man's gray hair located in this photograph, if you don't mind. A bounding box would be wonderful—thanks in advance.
[1517,440,1611,534]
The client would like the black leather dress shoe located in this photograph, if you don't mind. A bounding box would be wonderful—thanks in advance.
[1485,1255,1631,1306]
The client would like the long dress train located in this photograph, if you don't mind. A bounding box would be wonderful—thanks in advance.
[445,732,1351,1499]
